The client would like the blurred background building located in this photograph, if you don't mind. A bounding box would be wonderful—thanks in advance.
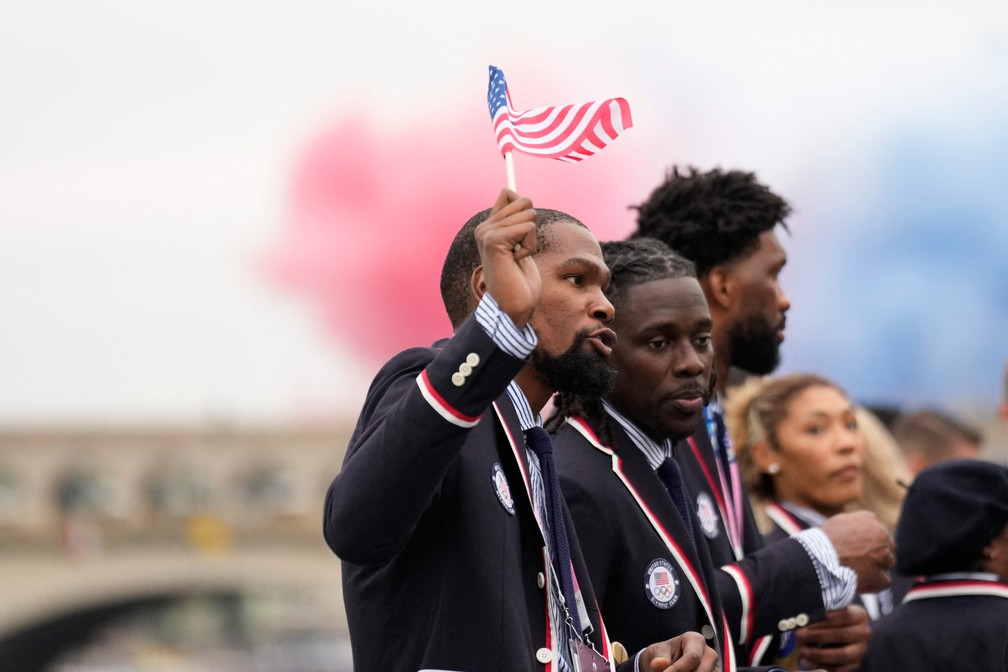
[0,424,352,671]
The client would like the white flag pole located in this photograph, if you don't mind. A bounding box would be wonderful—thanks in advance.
[505,151,522,253]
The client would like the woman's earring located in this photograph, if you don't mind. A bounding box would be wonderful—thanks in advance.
[768,463,780,475]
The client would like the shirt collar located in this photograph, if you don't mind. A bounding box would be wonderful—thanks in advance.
[926,572,1001,582]
[601,400,673,470]
[507,381,539,431]
[779,500,828,526]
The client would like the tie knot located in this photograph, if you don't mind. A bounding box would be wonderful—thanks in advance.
[657,456,683,482]
[524,426,553,458]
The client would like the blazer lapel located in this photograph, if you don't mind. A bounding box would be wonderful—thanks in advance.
[564,415,719,632]
[681,425,744,561]
[494,401,613,663]
[491,398,544,541]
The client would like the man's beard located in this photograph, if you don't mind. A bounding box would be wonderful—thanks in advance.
[727,312,782,375]
[532,328,616,396]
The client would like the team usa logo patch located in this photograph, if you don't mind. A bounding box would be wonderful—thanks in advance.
[695,492,720,539]
[644,558,681,609]
[491,463,515,515]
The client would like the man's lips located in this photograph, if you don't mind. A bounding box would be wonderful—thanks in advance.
[585,327,617,358]
[663,387,706,414]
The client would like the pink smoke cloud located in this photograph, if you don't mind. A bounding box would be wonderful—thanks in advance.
[265,108,649,363]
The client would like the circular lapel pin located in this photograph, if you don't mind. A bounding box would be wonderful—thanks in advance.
[491,463,515,515]
[644,558,681,609]
[696,492,720,539]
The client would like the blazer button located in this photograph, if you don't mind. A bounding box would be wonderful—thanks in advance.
[466,353,480,367]
[778,618,789,632]
[701,625,715,640]
[795,613,809,627]
[459,362,473,376]
[537,572,545,589]
[785,617,797,630]
[536,648,552,663]
[451,372,466,387]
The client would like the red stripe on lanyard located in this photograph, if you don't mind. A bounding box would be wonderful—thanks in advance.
[686,435,744,560]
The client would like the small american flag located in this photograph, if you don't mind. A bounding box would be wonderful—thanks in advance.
[487,65,633,163]
[655,571,670,586]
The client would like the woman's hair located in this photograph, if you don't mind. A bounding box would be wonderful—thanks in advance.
[851,407,910,532]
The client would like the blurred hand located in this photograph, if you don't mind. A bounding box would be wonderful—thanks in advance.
[820,510,894,592]
[637,631,719,672]
[474,188,539,328]
[795,605,870,672]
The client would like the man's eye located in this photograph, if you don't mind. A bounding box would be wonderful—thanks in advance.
[564,276,584,286]
[694,334,711,347]
[647,339,668,350]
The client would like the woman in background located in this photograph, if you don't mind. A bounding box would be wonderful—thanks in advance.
[724,374,896,622]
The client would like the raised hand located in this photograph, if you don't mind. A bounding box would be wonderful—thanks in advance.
[474,188,540,328]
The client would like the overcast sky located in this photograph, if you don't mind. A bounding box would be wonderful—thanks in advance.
[2,1,1005,426]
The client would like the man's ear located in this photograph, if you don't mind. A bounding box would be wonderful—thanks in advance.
[471,266,487,301]
[703,266,734,312]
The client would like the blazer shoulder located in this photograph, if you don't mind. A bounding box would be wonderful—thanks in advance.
[553,419,613,466]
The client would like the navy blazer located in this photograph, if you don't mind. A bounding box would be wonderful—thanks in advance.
[676,424,825,665]
[553,413,737,670]
[860,576,1008,672]
[763,501,897,623]
[324,315,618,672]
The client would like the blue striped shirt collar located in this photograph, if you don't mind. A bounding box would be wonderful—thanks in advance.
[601,400,672,470]
[507,381,539,431]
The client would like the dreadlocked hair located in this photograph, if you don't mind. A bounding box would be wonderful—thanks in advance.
[545,238,696,445]
[631,166,791,277]
[544,392,609,441]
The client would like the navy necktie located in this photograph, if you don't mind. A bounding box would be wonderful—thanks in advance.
[657,456,696,549]
[525,426,582,634]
